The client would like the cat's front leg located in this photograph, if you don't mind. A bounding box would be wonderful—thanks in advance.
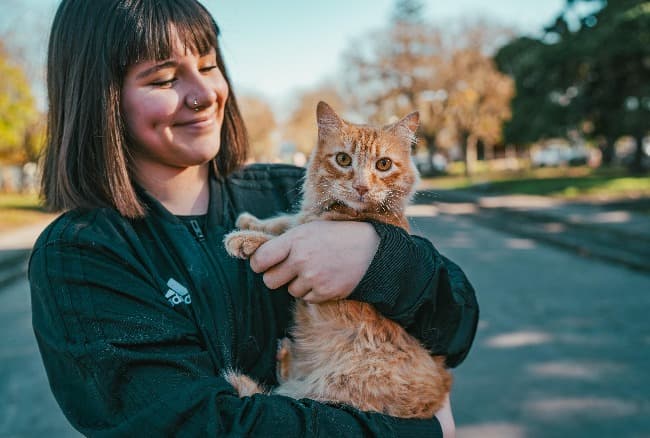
[236,212,295,235]
[224,229,274,259]
[276,337,294,384]
[223,370,266,397]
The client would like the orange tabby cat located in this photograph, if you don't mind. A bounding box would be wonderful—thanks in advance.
[223,101,451,418]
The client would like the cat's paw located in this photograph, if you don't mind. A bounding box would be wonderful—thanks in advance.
[276,337,293,383]
[236,212,263,231]
[223,370,265,397]
[224,230,272,259]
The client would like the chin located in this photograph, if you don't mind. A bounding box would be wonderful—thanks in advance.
[189,141,221,163]
[341,198,368,211]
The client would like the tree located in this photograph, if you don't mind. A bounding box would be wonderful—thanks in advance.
[391,0,425,23]
[283,85,345,156]
[342,2,514,175]
[496,0,650,171]
[0,41,39,163]
[238,94,277,162]
[442,48,514,175]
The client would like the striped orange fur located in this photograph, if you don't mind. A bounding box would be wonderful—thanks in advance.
[223,101,451,418]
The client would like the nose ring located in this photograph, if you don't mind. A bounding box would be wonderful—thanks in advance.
[192,97,200,112]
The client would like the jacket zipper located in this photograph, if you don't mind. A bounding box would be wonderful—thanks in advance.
[189,219,205,241]
[188,219,237,368]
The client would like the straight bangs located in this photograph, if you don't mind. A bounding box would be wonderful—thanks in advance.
[113,0,220,75]
[43,0,247,219]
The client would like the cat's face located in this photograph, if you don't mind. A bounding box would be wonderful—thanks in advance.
[304,102,419,212]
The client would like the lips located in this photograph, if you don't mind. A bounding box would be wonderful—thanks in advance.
[175,115,216,128]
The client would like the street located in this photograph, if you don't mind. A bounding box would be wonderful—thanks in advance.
[0,277,80,437]
[409,209,650,438]
[1,209,649,437]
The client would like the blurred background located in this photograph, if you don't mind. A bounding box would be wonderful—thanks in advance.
[0,1,649,437]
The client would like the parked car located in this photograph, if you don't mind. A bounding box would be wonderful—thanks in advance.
[414,151,448,175]
[531,144,589,167]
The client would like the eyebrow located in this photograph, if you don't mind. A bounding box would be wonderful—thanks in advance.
[135,61,178,79]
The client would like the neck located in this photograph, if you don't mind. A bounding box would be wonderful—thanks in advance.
[135,163,210,215]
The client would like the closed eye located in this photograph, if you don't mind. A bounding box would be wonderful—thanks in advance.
[150,77,176,87]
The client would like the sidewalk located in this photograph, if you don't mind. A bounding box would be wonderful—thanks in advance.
[413,189,650,272]
[0,219,53,289]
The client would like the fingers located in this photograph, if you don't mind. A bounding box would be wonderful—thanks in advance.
[435,393,455,438]
[261,261,298,290]
[301,291,318,303]
[249,233,292,273]
[287,276,311,299]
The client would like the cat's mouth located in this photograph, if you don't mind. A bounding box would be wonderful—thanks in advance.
[328,198,369,213]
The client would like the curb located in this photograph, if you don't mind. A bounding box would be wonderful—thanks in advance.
[416,190,650,273]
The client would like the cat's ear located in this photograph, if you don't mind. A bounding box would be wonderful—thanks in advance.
[316,101,344,140]
[386,111,419,148]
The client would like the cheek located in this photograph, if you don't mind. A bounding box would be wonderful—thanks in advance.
[212,71,230,108]
[218,76,229,102]
[123,92,178,133]
[369,174,388,194]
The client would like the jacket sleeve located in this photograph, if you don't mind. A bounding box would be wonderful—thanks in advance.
[349,221,479,368]
[29,238,443,437]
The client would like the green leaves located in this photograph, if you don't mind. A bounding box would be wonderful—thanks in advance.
[495,0,650,146]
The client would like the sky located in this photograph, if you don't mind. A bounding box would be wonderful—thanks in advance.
[210,0,566,103]
[2,0,570,114]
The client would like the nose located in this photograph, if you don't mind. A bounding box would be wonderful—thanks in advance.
[185,70,224,112]
[185,87,217,112]
[354,184,369,197]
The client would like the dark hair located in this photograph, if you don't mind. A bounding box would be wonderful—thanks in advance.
[42,0,248,218]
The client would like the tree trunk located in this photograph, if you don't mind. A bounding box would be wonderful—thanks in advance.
[505,144,518,170]
[484,142,495,161]
[422,133,437,176]
[465,133,478,177]
[598,136,615,167]
[628,133,647,174]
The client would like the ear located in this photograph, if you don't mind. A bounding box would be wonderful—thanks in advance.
[316,101,344,141]
[386,111,419,148]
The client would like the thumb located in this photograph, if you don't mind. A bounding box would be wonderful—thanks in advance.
[249,233,291,273]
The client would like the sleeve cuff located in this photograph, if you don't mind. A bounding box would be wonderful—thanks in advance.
[348,220,407,313]
[383,416,443,437]
[348,220,437,322]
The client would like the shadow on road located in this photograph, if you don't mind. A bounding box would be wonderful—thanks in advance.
[409,214,650,438]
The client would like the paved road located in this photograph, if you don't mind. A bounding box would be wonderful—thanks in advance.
[1,209,649,437]
[408,209,650,438]
[0,278,81,437]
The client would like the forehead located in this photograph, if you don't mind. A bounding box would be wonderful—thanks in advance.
[117,10,218,73]
[338,127,404,157]
[139,25,215,60]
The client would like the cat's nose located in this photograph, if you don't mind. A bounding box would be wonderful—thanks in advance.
[354,185,369,196]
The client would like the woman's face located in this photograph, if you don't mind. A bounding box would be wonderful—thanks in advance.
[121,36,229,176]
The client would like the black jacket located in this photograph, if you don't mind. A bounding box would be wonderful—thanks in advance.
[29,164,478,437]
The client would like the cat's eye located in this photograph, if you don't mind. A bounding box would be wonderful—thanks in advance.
[376,157,392,171]
[335,152,352,167]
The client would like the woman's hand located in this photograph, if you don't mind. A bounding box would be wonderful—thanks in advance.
[249,221,379,303]
[435,394,456,438]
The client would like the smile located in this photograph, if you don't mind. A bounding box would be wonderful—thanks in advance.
[175,115,216,129]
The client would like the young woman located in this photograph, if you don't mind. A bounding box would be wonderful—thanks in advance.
[29,0,478,436]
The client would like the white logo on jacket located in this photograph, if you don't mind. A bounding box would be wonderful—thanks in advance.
[165,278,192,306]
